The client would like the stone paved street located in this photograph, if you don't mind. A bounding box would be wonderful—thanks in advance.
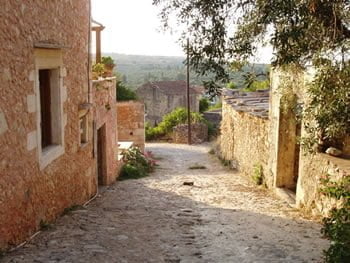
[2,143,329,263]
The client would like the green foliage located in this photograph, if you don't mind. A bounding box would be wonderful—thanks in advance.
[320,175,350,263]
[154,0,350,96]
[159,108,204,134]
[199,97,210,112]
[116,81,137,101]
[301,61,350,153]
[101,56,115,66]
[104,53,269,91]
[119,147,157,180]
[244,79,270,92]
[208,102,222,111]
[227,82,238,89]
[120,164,147,180]
[145,122,164,141]
[252,164,263,185]
[145,108,209,141]
[92,63,105,78]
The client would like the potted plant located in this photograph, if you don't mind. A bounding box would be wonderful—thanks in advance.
[92,63,106,80]
[101,56,115,77]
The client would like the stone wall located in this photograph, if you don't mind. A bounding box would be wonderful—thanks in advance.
[137,84,200,126]
[0,0,97,249]
[219,90,272,186]
[297,153,349,216]
[203,110,222,128]
[270,68,349,216]
[172,123,208,144]
[116,101,145,152]
[92,78,120,184]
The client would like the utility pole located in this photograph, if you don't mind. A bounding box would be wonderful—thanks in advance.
[186,38,192,145]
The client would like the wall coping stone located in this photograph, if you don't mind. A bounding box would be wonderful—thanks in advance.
[222,88,270,119]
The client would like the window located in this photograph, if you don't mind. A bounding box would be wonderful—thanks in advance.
[39,69,52,148]
[35,49,64,169]
[80,115,88,145]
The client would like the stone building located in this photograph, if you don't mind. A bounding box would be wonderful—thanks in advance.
[218,70,349,216]
[137,81,203,126]
[0,1,120,249]
[117,101,145,152]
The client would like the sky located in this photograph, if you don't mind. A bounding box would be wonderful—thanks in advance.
[91,0,184,57]
[91,0,272,63]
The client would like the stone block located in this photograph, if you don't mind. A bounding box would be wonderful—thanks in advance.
[29,70,36,82]
[27,131,37,151]
[27,94,36,113]
[0,112,8,135]
[60,67,67,77]
[62,86,67,102]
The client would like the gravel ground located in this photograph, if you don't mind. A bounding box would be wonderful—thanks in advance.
[2,143,329,263]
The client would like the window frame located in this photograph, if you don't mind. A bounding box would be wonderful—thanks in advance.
[34,49,65,170]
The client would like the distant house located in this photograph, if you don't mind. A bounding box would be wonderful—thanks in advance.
[137,81,204,125]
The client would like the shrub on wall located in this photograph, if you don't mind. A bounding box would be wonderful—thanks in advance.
[116,81,137,101]
[146,107,209,141]
[199,98,210,112]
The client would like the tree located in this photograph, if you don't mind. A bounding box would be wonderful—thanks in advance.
[116,81,137,101]
[153,0,350,96]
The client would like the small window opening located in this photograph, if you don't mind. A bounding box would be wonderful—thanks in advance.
[39,69,53,148]
[80,115,88,145]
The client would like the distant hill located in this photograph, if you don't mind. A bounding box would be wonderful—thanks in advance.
[105,53,270,91]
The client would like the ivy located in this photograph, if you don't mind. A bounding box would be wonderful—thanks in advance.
[320,175,350,263]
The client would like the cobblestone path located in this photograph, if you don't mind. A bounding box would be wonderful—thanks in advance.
[3,143,329,263]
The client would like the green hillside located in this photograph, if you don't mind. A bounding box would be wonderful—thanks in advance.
[105,53,270,91]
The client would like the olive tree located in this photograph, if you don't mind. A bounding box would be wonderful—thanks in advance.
[153,0,350,95]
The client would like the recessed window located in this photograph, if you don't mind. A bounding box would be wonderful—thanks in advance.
[38,68,61,150]
[80,115,88,145]
[35,49,64,170]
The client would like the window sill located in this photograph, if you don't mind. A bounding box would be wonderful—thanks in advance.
[40,144,64,170]
[79,142,89,149]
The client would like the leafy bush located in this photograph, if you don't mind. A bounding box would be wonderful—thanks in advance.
[199,98,210,112]
[145,122,164,141]
[244,79,270,92]
[116,81,137,101]
[101,56,115,66]
[301,61,350,154]
[92,63,105,79]
[119,146,157,180]
[320,175,350,263]
[145,108,209,141]
[158,108,205,134]
[227,82,238,89]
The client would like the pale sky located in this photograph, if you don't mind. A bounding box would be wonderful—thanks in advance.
[91,0,272,63]
[91,0,184,57]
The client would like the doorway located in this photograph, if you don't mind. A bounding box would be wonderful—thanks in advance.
[97,124,106,185]
[275,97,301,194]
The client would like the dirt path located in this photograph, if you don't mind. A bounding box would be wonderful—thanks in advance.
[3,143,329,263]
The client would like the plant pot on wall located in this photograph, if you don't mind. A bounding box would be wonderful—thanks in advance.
[103,64,115,77]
